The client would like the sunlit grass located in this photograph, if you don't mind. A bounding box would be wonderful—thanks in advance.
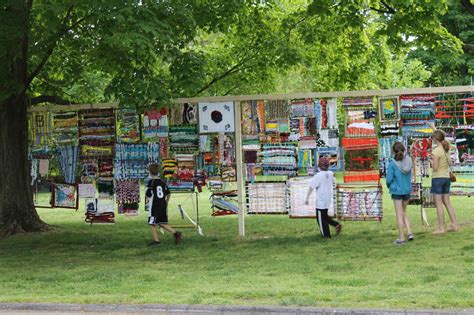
[0,180,473,309]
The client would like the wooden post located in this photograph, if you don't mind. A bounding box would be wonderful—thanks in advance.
[234,101,245,236]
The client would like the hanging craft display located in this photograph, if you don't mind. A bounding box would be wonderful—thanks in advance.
[114,143,159,179]
[169,125,199,153]
[199,102,235,133]
[435,94,474,127]
[115,179,140,215]
[210,190,239,216]
[162,158,178,179]
[336,183,383,220]
[169,103,197,125]
[450,164,474,196]
[378,96,399,121]
[326,98,338,129]
[117,108,140,143]
[298,149,313,175]
[341,97,379,183]
[78,109,115,182]
[266,99,289,120]
[78,183,96,198]
[33,179,54,208]
[246,181,288,214]
[288,177,336,218]
[175,154,195,182]
[400,94,435,137]
[52,111,78,145]
[143,108,168,140]
[56,145,79,184]
[241,101,259,135]
[260,143,297,177]
[54,183,78,209]
[85,199,115,224]
[30,112,52,147]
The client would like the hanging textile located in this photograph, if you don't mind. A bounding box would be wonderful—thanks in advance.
[54,184,77,208]
[52,111,78,146]
[169,125,199,153]
[246,181,288,214]
[57,145,79,184]
[79,109,115,181]
[400,94,435,137]
[117,108,140,143]
[288,177,336,217]
[114,143,159,179]
[260,143,297,177]
[143,108,168,141]
[336,184,383,220]
[30,112,52,147]
[115,179,141,204]
[326,98,338,129]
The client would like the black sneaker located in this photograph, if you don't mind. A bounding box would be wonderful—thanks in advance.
[335,224,342,235]
[148,241,161,246]
[174,232,182,245]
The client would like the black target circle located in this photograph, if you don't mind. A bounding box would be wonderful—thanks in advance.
[211,110,223,123]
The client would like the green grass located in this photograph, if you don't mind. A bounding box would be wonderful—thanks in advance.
[0,180,473,310]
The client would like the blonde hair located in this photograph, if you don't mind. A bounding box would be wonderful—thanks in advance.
[431,130,450,153]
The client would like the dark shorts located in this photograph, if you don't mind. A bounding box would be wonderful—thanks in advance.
[391,194,411,201]
[431,178,451,195]
[148,208,168,225]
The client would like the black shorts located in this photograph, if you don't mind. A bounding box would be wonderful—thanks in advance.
[391,194,411,201]
[148,208,168,225]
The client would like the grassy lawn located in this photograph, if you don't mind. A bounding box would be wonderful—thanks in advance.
[0,180,473,310]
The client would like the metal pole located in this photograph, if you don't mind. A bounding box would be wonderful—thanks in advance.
[234,101,245,236]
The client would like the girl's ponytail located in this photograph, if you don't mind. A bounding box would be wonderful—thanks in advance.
[432,129,450,153]
[392,141,406,161]
[442,140,450,153]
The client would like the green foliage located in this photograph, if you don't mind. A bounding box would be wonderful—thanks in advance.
[0,0,468,108]
[408,0,474,86]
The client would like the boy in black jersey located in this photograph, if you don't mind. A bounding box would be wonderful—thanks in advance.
[146,163,182,246]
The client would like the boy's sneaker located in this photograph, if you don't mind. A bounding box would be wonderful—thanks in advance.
[335,224,342,235]
[174,232,182,245]
[148,241,161,246]
[407,234,414,241]
[393,239,405,245]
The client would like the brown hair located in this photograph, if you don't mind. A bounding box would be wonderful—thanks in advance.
[392,141,406,161]
[431,130,450,153]
[148,163,160,176]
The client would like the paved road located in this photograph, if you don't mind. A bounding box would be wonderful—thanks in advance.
[0,303,472,315]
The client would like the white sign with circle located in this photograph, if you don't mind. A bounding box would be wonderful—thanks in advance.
[198,102,235,133]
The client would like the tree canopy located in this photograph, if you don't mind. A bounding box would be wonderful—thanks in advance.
[2,0,470,110]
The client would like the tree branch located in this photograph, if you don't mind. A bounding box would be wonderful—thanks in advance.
[461,0,474,15]
[30,95,73,105]
[370,0,396,14]
[26,5,75,87]
[27,7,78,86]
[462,43,474,53]
[192,52,258,97]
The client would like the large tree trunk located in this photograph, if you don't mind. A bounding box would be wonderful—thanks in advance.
[0,1,49,235]
[0,96,49,235]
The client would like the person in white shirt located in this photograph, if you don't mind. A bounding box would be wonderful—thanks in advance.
[305,157,341,238]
